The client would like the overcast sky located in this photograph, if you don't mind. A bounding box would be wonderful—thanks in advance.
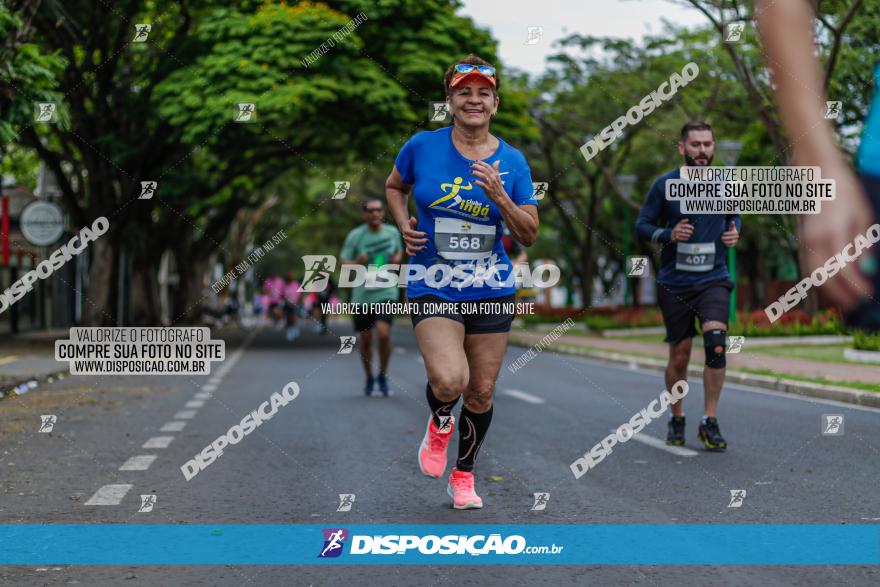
[458,0,707,76]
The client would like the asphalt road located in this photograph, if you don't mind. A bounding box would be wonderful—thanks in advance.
[1,319,878,585]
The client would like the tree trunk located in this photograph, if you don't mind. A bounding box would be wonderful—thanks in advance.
[129,249,161,326]
[171,241,210,325]
[84,235,117,326]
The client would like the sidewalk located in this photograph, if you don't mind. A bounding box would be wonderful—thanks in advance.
[510,328,880,408]
[0,330,69,395]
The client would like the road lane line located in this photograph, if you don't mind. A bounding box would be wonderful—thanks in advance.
[502,388,546,404]
[142,436,174,449]
[174,410,197,419]
[208,377,222,384]
[160,421,186,432]
[119,455,157,471]
[85,484,133,505]
[621,431,699,457]
[185,400,205,408]
[0,355,19,366]
[194,392,212,399]
[202,384,217,392]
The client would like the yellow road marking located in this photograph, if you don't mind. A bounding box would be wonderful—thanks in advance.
[0,355,19,366]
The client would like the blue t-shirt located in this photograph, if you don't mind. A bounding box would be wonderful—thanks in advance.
[635,168,741,287]
[857,63,880,179]
[394,126,538,301]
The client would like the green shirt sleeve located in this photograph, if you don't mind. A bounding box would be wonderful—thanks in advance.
[340,227,360,260]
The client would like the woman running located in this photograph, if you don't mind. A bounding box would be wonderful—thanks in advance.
[385,55,540,509]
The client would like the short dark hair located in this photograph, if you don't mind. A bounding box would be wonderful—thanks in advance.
[680,121,713,142]
[444,54,499,97]
[362,198,383,210]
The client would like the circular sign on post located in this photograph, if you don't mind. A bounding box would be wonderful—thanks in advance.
[20,201,65,246]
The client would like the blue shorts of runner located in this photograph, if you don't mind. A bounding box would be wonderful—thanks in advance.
[409,294,516,334]
[353,310,393,333]
[846,174,880,330]
[656,278,733,344]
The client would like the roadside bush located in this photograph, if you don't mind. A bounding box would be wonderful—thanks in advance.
[853,331,880,351]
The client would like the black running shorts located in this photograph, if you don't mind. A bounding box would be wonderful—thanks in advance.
[409,294,515,334]
[656,278,733,344]
[353,309,393,333]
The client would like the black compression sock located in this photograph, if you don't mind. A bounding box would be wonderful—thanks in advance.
[456,405,493,472]
[426,383,460,428]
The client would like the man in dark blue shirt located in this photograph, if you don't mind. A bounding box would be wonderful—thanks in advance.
[636,121,741,451]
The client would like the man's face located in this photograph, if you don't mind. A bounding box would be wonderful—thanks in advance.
[363,201,384,226]
[678,129,714,166]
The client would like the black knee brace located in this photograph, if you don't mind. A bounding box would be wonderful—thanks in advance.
[704,329,727,368]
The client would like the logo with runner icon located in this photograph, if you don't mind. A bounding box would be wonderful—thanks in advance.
[728,489,746,508]
[627,256,649,277]
[319,528,349,558]
[531,492,550,511]
[821,414,844,435]
[338,336,356,354]
[138,494,156,512]
[337,494,355,512]
[727,336,745,354]
[38,414,57,433]
[299,255,337,292]
[429,177,489,218]
[532,182,548,201]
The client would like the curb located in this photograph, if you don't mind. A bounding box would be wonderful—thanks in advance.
[0,369,70,402]
[508,336,880,409]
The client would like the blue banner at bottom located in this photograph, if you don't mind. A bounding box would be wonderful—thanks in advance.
[1,524,878,565]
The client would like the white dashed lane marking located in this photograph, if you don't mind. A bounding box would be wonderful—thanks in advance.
[119,455,157,471]
[84,484,133,506]
[185,400,205,408]
[502,388,545,404]
[624,432,700,457]
[142,436,174,449]
[201,384,218,392]
[194,392,212,399]
[160,421,186,432]
[174,410,197,419]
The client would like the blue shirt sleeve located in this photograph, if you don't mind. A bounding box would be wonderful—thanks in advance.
[394,138,416,185]
[636,178,671,244]
[508,152,539,206]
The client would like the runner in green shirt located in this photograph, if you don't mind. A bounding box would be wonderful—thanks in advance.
[340,198,403,396]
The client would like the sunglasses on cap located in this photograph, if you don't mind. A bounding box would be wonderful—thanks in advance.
[454,64,496,76]
[450,63,497,88]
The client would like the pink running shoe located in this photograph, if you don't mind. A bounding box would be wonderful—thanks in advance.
[418,415,454,478]
[447,468,483,509]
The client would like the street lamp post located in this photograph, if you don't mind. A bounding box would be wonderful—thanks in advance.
[715,141,743,324]
[615,175,638,307]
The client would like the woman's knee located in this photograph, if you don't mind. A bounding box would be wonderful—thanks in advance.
[430,373,468,400]
[463,380,495,412]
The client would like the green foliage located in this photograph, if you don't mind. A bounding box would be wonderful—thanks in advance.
[853,331,880,352]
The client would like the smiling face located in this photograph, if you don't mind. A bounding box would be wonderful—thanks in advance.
[447,77,499,129]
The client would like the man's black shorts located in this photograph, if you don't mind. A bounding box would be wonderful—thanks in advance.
[353,309,393,333]
[409,294,515,334]
[657,278,733,344]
